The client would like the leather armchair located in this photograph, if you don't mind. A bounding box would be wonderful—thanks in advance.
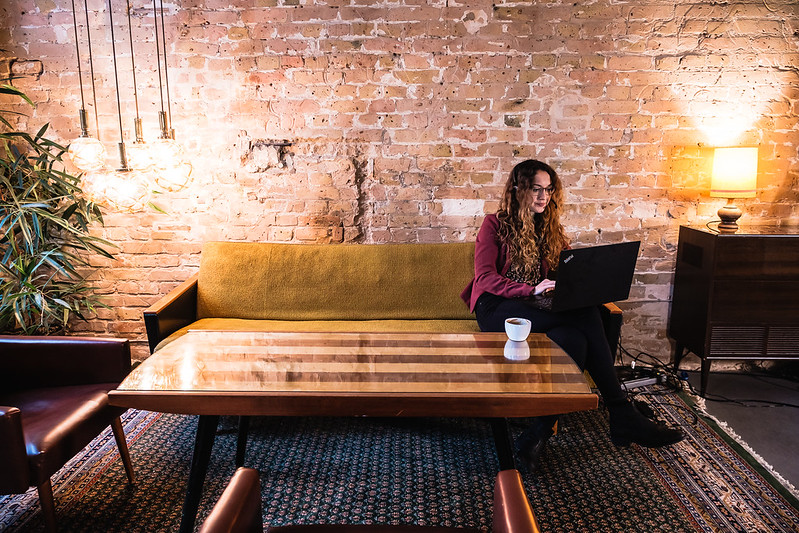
[0,335,136,532]
[200,467,540,533]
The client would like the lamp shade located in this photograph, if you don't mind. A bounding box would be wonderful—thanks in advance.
[68,136,107,171]
[103,169,153,213]
[710,147,758,199]
[125,141,154,171]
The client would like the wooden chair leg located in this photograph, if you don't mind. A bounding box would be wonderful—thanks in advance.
[37,479,57,533]
[111,416,136,484]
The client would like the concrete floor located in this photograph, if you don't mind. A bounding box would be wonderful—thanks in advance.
[684,367,799,491]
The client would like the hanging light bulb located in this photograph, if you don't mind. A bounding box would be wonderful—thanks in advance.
[147,0,192,193]
[103,168,153,212]
[154,159,192,192]
[80,167,112,204]
[69,130,106,171]
[99,0,153,213]
[150,114,185,165]
[119,2,154,173]
[67,0,106,172]
[125,118,154,170]
[126,142,153,171]
[148,110,192,191]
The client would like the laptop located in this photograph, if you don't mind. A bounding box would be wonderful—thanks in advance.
[532,241,640,312]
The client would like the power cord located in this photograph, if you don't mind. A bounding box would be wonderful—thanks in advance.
[614,340,697,425]
[678,369,799,409]
[616,339,799,410]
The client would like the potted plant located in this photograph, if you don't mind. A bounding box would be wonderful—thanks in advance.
[0,84,115,334]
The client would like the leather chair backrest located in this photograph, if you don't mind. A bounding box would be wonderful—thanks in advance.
[0,336,131,391]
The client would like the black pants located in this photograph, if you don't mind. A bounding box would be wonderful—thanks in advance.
[475,292,625,403]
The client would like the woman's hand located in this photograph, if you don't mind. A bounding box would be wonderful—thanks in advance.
[532,279,556,296]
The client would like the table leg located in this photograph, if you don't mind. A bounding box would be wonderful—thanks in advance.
[179,414,219,533]
[236,416,251,467]
[489,418,517,471]
[700,358,712,398]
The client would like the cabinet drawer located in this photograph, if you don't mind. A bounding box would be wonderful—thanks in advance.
[713,237,799,278]
[711,280,799,323]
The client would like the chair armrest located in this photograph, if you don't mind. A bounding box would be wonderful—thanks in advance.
[493,469,540,533]
[144,273,199,354]
[602,301,622,316]
[600,302,623,358]
[200,467,262,533]
[0,406,32,492]
[0,336,131,391]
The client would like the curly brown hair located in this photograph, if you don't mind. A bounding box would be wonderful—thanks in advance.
[497,160,569,281]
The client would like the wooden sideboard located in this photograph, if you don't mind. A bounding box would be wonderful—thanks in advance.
[669,225,799,397]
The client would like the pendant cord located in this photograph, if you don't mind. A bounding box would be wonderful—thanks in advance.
[158,0,173,137]
[83,0,101,139]
[106,0,125,145]
[152,0,166,128]
[125,0,141,122]
[70,0,86,112]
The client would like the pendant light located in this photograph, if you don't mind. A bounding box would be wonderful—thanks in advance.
[67,0,106,172]
[149,0,192,192]
[122,0,153,172]
[103,0,151,212]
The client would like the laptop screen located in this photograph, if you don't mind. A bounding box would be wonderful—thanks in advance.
[550,241,640,312]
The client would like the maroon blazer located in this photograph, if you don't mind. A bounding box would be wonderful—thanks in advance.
[461,214,555,312]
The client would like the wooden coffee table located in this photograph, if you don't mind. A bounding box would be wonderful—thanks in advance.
[109,330,597,532]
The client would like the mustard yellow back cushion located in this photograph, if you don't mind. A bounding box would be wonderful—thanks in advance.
[197,242,475,321]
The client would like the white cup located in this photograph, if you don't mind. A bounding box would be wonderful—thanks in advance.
[504,340,531,360]
[504,317,531,342]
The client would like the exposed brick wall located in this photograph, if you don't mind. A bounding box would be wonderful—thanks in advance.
[1,1,798,362]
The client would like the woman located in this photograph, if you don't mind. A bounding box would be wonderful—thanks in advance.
[461,159,683,471]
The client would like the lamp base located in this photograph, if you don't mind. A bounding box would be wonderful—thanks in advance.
[717,199,742,233]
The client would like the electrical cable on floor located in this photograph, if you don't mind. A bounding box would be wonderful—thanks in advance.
[615,340,799,410]
[679,370,799,409]
[614,340,699,426]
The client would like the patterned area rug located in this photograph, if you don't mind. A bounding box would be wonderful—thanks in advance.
[1,388,798,532]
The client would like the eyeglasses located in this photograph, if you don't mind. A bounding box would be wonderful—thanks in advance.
[530,186,555,197]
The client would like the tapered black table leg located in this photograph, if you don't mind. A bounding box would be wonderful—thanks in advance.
[179,414,219,533]
[490,418,517,471]
[700,358,712,398]
[236,416,251,467]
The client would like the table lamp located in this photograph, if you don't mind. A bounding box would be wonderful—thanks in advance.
[710,147,758,233]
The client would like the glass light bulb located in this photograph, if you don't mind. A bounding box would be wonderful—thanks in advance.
[154,160,193,192]
[68,136,107,171]
[150,137,185,169]
[80,167,112,204]
[103,169,153,213]
[126,141,154,171]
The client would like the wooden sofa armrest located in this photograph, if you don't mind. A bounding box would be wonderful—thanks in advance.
[144,273,199,354]
[0,336,131,390]
[599,302,623,358]
[0,406,30,493]
[493,469,541,533]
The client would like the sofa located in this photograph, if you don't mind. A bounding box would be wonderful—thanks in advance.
[144,242,621,356]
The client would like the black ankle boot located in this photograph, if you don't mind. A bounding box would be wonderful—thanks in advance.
[607,399,684,448]
[515,415,557,472]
